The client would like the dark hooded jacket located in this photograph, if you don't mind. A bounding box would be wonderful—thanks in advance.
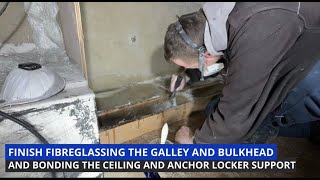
[194,2,320,144]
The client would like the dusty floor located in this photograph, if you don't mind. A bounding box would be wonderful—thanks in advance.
[104,111,320,178]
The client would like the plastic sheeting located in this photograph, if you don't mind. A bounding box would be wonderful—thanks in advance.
[0,2,85,93]
[24,2,65,53]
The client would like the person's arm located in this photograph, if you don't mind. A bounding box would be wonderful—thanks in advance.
[194,10,304,144]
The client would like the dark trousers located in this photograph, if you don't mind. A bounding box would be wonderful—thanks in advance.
[205,61,320,143]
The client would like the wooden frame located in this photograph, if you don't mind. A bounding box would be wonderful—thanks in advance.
[58,2,88,80]
[74,2,88,80]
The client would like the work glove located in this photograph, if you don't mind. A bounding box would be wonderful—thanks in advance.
[170,74,189,92]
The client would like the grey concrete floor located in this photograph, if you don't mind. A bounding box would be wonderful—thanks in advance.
[104,111,320,178]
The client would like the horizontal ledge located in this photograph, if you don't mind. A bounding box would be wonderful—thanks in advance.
[98,80,224,131]
[99,91,222,144]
